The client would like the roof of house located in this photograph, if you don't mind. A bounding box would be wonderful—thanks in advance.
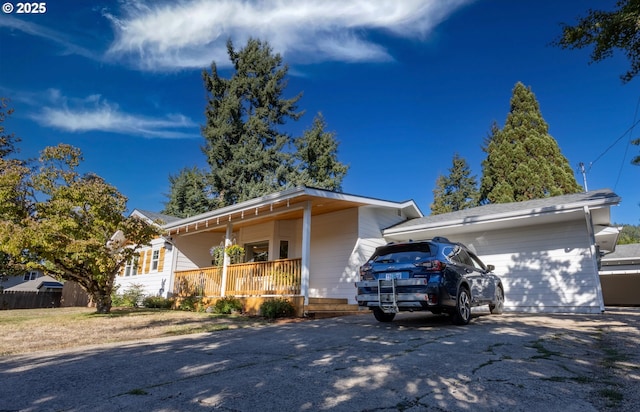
[383,189,621,241]
[601,243,640,264]
[163,185,423,235]
[132,209,181,225]
[4,275,63,292]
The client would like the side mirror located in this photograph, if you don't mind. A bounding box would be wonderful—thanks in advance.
[486,264,495,272]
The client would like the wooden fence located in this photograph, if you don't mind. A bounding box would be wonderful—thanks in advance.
[174,258,302,297]
[0,291,62,310]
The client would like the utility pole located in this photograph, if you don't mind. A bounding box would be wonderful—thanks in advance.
[578,162,588,192]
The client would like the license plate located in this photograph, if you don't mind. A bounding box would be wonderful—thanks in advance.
[385,272,405,280]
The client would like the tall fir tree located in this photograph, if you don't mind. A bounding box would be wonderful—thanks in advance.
[480,82,582,204]
[430,153,479,215]
[201,38,303,206]
[163,166,216,218]
[292,113,348,191]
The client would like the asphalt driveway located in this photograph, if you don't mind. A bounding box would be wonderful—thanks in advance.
[1,308,639,412]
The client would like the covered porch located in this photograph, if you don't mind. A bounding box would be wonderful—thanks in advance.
[163,186,421,316]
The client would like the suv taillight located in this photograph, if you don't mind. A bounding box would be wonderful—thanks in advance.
[415,259,445,271]
[359,263,373,280]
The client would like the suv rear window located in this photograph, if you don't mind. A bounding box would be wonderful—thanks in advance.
[370,243,436,264]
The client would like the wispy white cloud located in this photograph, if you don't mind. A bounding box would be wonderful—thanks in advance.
[32,89,199,139]
[0,17,98,60]
[105,0,473,71]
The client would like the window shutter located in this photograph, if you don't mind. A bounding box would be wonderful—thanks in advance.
[144,250,151,274]
[118,264,125,276]
[157,247,166,272]
[137,251,145,274]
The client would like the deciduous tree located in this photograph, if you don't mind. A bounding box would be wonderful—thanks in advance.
[555,0,640,84]
[430,154,479,215]
[0,141,161,313]
[555,1,640,165]
[480,82,582,204]
[0,98,31,278]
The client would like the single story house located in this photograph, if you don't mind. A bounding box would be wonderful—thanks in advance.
[121,187,621,315]
[382,189,621,313]
[599,243,640,306]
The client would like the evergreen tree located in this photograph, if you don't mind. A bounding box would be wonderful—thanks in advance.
[617,223,640,244]
[430,153,479,215]
[201,38,303,206]
[480,82,582,204]
[292,113,348,191]
[163,166,216,218]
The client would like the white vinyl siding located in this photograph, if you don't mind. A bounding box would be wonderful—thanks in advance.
[114,238,174,298]
[307,206,408,303]
[446,219,602,313]
[173,231,220,271]
[357,206,408,267]
[308,208,359,301]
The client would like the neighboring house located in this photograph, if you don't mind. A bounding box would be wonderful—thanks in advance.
[599,243,640,306]
[4,275,63,292]
[0,270,47,291]
[163,186,422,311]
[382,189,621,314]
[113,210,181,298]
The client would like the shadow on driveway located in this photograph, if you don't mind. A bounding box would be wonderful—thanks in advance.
[1,309,639,411]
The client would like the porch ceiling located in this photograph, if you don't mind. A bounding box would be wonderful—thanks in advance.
[166,194,366,236]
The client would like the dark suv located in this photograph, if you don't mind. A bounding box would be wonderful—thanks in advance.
[355,237,504,325]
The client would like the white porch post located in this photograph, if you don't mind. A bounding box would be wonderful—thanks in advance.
[221,222,233,297]
[301,201,311,305]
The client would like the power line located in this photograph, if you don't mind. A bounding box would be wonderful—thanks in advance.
[614,94,640,190]
[589,116,640,170]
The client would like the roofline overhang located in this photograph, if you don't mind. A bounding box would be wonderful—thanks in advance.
[384,193,622,236]
[163,186,422,232]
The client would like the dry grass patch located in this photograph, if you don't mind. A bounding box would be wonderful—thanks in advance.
[0,307,267,356]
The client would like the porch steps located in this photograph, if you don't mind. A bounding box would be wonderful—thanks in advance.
[304,297,364,319]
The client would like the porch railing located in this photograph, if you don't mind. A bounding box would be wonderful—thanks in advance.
[173,258,302,297]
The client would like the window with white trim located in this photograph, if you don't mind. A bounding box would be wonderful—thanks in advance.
[125,256,138,276]
[151,249,160,271]
[23,271,39,281]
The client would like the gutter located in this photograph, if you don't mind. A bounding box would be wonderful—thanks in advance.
[384,193,621,236]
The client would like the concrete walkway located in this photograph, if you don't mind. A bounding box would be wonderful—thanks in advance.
[1,309,639,411]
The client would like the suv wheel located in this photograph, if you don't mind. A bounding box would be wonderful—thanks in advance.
[489,286,504,315]
[373,308,396,322]
[452,287,471,325]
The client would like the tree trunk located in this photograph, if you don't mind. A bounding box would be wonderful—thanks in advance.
[94,293,112,314]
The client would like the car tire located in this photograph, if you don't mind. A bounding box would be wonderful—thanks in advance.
[489,286,504,315]
[452,287,471,325]
[373,308,396,322]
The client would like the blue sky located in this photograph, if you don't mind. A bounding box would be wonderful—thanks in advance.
[1,0,638,224]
